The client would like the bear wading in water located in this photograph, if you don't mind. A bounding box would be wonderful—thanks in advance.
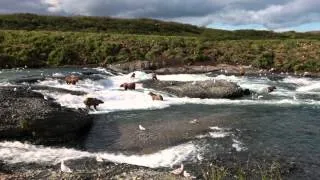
[84,97,104,110]
[148,92,163,101]
[120,82,136,90]
[65,75,80,85]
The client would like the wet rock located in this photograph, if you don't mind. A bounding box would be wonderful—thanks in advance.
[10,76,45,84]
[142,80,247,99]
[0,86,93,145]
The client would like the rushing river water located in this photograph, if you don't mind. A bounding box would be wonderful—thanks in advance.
[0,67,320,178]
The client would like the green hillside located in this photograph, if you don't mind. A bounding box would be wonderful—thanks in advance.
[0,14,320,72]
[1,30,319,72]
[0,13,319,40]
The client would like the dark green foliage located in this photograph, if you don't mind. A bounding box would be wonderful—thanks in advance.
[0,13,202,36]
[1,14,320,40]
[0,30,320,72]
[253,51,274,69]
[200,28,320,41]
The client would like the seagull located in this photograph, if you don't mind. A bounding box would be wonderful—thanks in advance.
[96,155,104,162]
[61,160,72,173]
[139,124,146,131]
[257,95,263,99]
[171,164,184,175]
[189,119,199,124]
[43,95,49,100]
[13,87,17,92]
[196,153,204,161]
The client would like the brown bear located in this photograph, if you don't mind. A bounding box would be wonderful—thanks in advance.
[65,75,80,85]
[239,67,245,76]
[84,97,104,110]
[148,92,163,101]
[120,82,136,90]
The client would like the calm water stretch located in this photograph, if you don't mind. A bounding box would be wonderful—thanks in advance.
[0,67,320,178]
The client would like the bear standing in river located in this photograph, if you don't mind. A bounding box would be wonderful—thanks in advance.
[120,82,136,90]
[148,92,163,101]
[65,75,79,85]
[84,97,104,110]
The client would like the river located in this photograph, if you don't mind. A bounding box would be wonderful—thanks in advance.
[0,67,319,178]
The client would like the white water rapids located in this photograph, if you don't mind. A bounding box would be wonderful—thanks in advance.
[0,68,320,168]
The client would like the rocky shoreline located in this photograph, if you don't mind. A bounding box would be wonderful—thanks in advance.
[0,154,301,179]
[107,62,320,77]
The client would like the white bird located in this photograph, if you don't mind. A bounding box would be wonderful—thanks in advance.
[43,95,49,100]
[27,86,31,91]
[96,155,104,162]
[139,124,146,131]
[183,170,195,178]
[257,95,263,99]
[13,87,17,92]
[196,153,204,161]
[189,119,199,124]
[61,160,72,173]
[171,164,184,175]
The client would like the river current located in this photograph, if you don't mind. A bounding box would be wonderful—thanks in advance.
[0,67,319,178]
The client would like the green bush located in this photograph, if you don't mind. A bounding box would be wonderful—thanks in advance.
[253,51,274,69]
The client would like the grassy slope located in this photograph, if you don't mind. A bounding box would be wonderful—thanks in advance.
[0,14,320,72]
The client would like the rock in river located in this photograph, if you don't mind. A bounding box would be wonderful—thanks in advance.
[0,86,92,145]
[142,80,248,99]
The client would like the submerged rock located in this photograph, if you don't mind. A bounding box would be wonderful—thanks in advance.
[142,80,248,99]
[0,86,92,145]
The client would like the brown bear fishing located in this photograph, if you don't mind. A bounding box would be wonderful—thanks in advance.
[148,92,163,101]
[84,97,104,110]
[65,75,80,85]
[120,82,136,90]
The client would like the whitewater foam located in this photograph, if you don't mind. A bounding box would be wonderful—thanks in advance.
[35,72,320,114]
[0,141,199,168]
[232,139,247,152]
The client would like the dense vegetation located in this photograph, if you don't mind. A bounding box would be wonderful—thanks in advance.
[1,30,320,72]
[0,13,202,36]
[1,13,320,40]
[0,14,319,72]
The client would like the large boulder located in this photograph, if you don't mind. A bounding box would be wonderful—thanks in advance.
[0,86,93,145]
[142,80,247,99]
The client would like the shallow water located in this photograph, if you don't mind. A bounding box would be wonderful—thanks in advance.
[0,67,320,178]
